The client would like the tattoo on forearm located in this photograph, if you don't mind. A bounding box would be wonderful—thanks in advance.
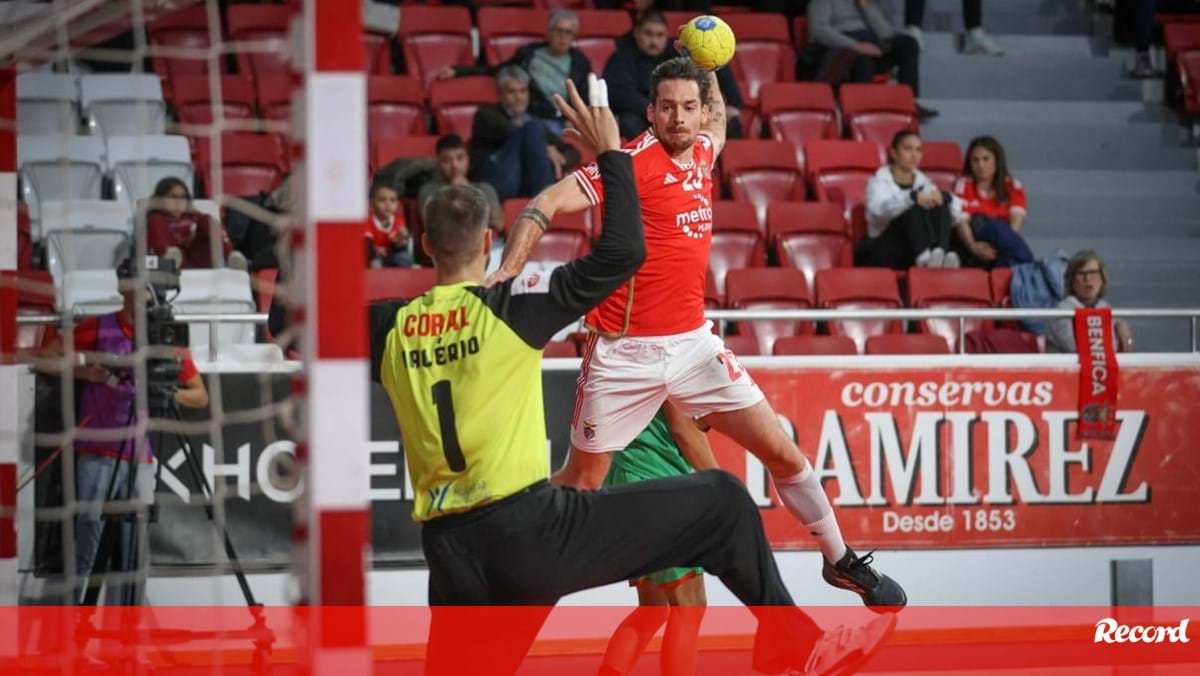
[520,206,551,231]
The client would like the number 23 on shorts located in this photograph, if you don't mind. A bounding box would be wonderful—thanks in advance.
[716,349,744,381]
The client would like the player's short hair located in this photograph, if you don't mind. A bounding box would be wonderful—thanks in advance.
[424,184,490,269]
[436,134,465,154]
[891,129,921,149]
[650,57,711,105]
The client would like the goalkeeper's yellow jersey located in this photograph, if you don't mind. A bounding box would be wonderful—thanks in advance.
[370,151,642,521]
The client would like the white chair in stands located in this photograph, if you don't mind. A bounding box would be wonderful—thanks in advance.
[80,74,167,137]
[106,135,194,211]
[59,269,123,315]
[17,135,106,236]
[39,199,134,236]
[16,72,79,136]
[40,199,134,282]
[174,268,257,359]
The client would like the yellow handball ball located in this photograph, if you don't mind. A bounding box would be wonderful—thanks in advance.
[678,15,736,71]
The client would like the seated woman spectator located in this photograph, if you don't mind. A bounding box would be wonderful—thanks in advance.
[952,136,1034,269]
[146,177,245,269]
[805,0,936,118]
[860,130,964,269]
[1047,250,1135,353]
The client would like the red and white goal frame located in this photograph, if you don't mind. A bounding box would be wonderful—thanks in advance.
[0,0,371,614]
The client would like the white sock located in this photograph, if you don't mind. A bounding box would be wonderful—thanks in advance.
[772,467,848,563]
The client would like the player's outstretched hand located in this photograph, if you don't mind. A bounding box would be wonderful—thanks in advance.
[553,74,620,155]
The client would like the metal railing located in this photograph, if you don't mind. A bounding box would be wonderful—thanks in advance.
[17,307,1200,353]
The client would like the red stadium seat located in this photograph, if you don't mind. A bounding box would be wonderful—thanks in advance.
[721,140,805,226]
[193,133,288,197]
[767,202,851,290]
[722,334,763,356]
[838,83,918,145]
[726,268,813,355]
[906,268,994,352]
[815,267,902,353]
[479,8,549,65]
[371,135,438,172]
[365,32,394,75]
[725,14,795,105]
[662,12,692,36]
[226,5,294,93]
[1181,53,1200,115]
[865,333,951,355]
[255,76,292,122]
[709,201,765,300]
[759,82,838,162]
[430,76,497,141]
[805,139,886,220]
[398,6,474,92]
[576,10,631,71]
[772,335,857,356]
[920,140,964,193]
[989,267,1013,307]
[367,268,437,303]
[148,5,215,95]
[369,76,427,138]
[543,341,579,358]
[792,16,809,52]
[503,198,590,263]
[171,76,257,127]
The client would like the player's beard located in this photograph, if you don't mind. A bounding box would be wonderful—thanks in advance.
[655,123,697,156]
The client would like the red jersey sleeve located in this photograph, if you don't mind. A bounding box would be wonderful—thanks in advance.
[1008,178,1027,214]
[571,161,604,207]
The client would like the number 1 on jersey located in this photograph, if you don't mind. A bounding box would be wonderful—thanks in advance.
[432,380,466,472]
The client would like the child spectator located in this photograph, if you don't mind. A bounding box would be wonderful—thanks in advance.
[365,180,413,268]
[146,177,245,270]
[952,136,1034,269]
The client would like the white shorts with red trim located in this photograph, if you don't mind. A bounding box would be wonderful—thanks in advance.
[570,322,764,453]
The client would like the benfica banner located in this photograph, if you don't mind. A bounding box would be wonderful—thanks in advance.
[64,360,1195,568]
[721,361,1200,549]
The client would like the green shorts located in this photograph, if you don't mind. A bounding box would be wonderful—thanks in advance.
[605,465,705,590]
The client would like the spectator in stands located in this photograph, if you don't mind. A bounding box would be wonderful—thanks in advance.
[1130,0,1199,78]
[38,257,208,604]
[805,0,937,119]
[860,130,964,269]
[435,9,590,134]
[1047,250,1136,352]
[604,10,746,140]
[469,66,581,201]
[146,177,247,270]
[365,180,412,268]
[903,0,1005,55]
[418,134,504,237]
[952,136,1034,269]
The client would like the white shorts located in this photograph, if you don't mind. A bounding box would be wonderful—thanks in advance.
[570,322,765,453]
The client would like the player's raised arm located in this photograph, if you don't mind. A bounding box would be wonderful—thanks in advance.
[484,77,645,349]
[701,69,727,156]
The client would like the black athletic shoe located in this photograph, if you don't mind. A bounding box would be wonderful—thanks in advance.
[822,547,907,612]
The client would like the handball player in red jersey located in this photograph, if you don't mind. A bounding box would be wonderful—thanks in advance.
[491,56,906,610]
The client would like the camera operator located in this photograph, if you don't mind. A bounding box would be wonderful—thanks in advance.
[38,258,208,604]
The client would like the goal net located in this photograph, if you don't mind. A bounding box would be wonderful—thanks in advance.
[1,0,371,630]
